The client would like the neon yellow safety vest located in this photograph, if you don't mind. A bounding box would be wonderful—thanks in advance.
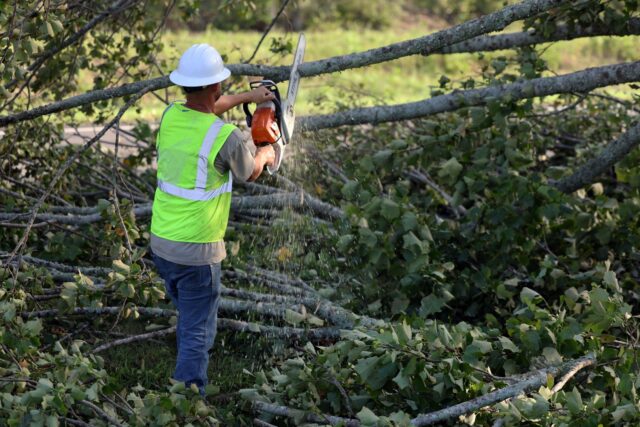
[151,102,234,243]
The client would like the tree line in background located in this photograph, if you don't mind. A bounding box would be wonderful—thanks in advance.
[175,0,506,32]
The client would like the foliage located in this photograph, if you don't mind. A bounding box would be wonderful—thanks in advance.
[247,279,638,424]
[1,0,640,426]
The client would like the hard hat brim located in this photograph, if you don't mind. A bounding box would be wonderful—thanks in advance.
[169,67,231,88]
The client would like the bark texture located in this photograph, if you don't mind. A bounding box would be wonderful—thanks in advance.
[438,18,640,54]
[553,121,640,193]
[298,61,640,131]
[0,0,568,127]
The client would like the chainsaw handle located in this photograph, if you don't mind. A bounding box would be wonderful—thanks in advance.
[243,80,280,128]
[242,103,253,127]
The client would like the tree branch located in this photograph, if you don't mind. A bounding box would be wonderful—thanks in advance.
[251,354,597,426]
[244,0,291,64]
[80,400,124,427]
[92,326,176,353]
[234,0,567,81]
[406,168,467,217]
[436,17,640,54]
[410,354,596,426]
[4,0,139,94]
[0,191,344,226]
[4,88,152,265]
[0,0,568,127]
[298,60,640,131]
[552,120,640,193]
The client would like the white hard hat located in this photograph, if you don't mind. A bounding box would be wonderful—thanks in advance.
[169,44,231,87]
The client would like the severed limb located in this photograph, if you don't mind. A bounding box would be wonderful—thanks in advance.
[251,354,597,427]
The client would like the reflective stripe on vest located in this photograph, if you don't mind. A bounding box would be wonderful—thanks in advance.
[157,174,232,201]
[156,118,233,201]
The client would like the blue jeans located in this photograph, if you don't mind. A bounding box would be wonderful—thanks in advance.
[152,253,221,394]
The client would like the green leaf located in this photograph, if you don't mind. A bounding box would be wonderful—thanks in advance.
[41,21,54,37]
[565,387,583,415]
[112,259,130,274]
[97,199,111,212]
[542,347,562,364]
[603,270,621,292]
[470,107,486,127]
[355,357,379,383]
[520,287,542,305]
[357,407,379,426]
[205,384,220,396]
[372,149,393,166]
[419,294,446,317]
[342,181,359,200]
[470,339,492,354]
[401,211,418,231]
[403,232,424,255]
[438,157,463,182]
[498,337,520,353]
[24,319,43,337]
[337,234,354,251]
[395,321,412,345]
[393,370,411,390]
[359,227,377,248]
[367,361,397,390]
[527,394,550,418]
[380,199,400,220]
[611,403,638,422]
[284,309,306,325]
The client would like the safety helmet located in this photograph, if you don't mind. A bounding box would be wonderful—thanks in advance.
[169,44,231,87]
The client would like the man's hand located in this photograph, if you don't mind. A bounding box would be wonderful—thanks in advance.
[248,145,276,181]
[245,86,276,104]
[214,85,277,115]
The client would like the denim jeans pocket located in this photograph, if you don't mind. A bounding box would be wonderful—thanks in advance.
[210,263,221,297]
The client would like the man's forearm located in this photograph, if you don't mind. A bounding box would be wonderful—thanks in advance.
[214,93,250,115]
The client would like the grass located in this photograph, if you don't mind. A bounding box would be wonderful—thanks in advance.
[102,320,293,394]
[106,27,639,124]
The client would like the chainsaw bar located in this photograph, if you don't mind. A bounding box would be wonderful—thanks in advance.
[267,33,305,175]
[281,33,305,146]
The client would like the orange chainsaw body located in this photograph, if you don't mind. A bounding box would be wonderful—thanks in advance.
[251,102,281,146]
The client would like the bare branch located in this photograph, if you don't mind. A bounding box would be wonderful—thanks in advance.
[244,0,291,64]
[21,305,342,341]
[92,326,176,353]
[5,88,151,263]
[251,354,597,427]
[298,61,640,131]
[80,400,124,427]
[253,401,360,427]
[551,355,596,392]
[0,0,568,127]
[0,77,167,127]
[406,168,467,217]
[410,354,596,426]
[437,17,640,54]
[553,120,640,193]
[0,191,344,226]
[234,0,568,81]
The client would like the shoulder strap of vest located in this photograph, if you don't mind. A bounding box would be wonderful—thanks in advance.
[195,118,226,190]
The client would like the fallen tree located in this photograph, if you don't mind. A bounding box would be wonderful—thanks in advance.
[2,1,640,426]
[298,60,640,131]
[553,120,640,193]
[0,0,574,127]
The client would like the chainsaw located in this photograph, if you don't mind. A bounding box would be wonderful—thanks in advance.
[243,33,306,174]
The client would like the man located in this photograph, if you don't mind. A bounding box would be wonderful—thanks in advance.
[150,43,275,394]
